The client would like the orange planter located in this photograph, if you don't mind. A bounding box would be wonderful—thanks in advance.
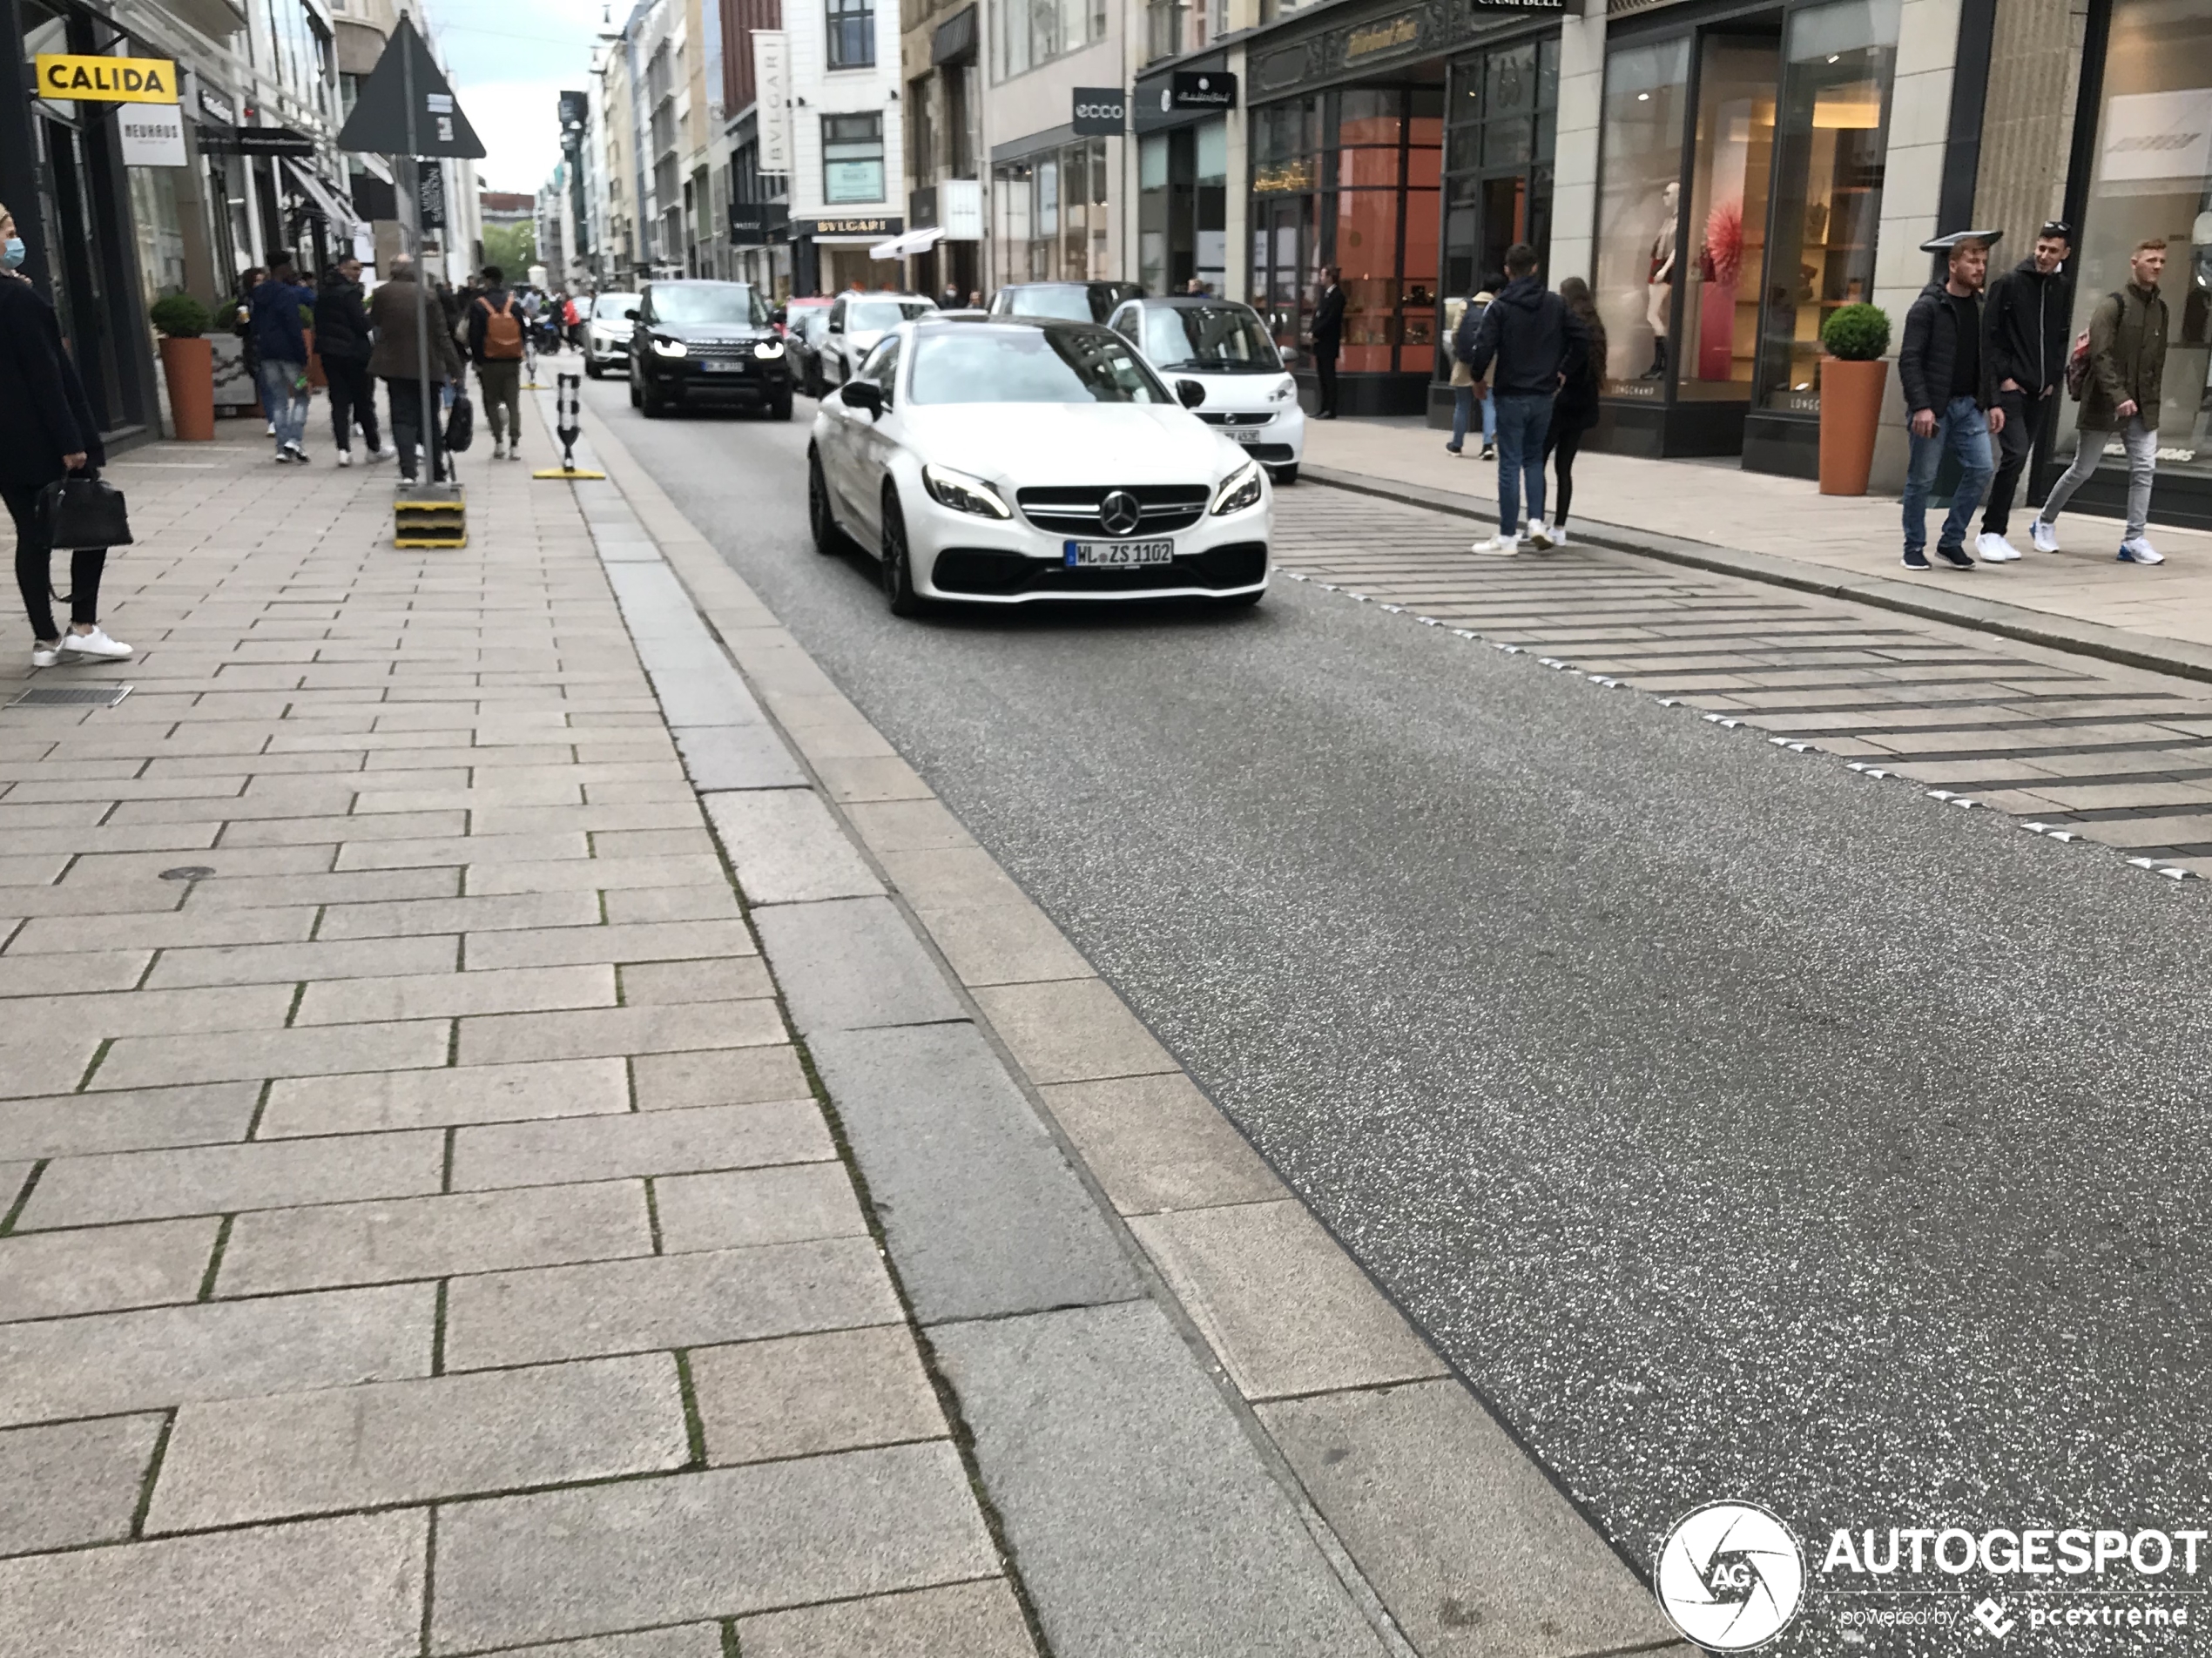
[158,336,215,441]
[1818,356,1888,496]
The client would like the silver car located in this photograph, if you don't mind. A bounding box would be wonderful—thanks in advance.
[819,293,937,390]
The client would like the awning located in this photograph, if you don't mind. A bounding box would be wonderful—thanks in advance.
[869,225,943,260]
[284,157,361,232]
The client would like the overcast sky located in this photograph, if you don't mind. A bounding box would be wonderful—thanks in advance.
[420,0,608,197]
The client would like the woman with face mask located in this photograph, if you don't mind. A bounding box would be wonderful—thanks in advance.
[0,202,130,666]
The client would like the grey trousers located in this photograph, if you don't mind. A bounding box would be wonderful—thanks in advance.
[2040,416,2156,542]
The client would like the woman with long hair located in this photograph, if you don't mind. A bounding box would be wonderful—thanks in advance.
[1546,276,1607,545]
[0,200,130,667]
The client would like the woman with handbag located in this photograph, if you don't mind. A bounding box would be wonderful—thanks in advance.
[0,201,131,667]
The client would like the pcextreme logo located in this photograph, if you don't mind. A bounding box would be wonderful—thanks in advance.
[1655,1501,1806,1650]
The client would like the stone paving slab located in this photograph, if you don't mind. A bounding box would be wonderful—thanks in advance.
[0,1413,165,1555]
[0,1215,219,1320]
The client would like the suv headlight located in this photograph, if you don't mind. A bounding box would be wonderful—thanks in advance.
[1211,460,1263,516]
[922,463,1012,519]
[754,340,785,360]
[651,335,687,358]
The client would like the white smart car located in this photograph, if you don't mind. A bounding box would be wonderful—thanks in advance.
[806,315,1271,615]
[1108,295,1305,483]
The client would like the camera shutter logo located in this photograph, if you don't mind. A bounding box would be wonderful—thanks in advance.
[1655,1502,1804,1650]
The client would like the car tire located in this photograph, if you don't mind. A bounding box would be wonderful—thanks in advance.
[1272,464,1298,485]
[880,492,927,618]
[628,371,641,408]
[770,392,792,421]
[808,449,853,556]
[584,359,602,380]
[640,378,667,419]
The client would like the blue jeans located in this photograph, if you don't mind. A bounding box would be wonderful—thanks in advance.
[1902,394,1995,555]
[257,359,307,448]
[1492,393,1552,535]
[1447,386,1496,452]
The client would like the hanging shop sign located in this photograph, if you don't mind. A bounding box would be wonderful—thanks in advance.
[1071,87,1126,135]
[416,159,447,231]
[119,100,187,165]
[1166,70,1237,111]
[205,125,314,156]
[794,215,900,238]
[752,32,792,174]
[34,53,178,103]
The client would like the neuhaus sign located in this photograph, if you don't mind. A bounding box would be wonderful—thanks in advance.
[34,53,178,104]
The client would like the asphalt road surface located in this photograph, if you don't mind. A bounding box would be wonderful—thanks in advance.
[586,380,2212,1644]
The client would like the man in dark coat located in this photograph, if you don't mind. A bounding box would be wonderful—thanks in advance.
[1310,268,1345,419]
[1465,242,1589,554]
[248,255,317,462]
[1976,221,2072,561]
[314,256,384,467]
[1898,230,2005,571]
[368,255,467,487]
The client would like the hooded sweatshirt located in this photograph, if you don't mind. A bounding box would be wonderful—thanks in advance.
[1466,273,1588,399]
[1984,255,2070,397]
[248,274,315,365]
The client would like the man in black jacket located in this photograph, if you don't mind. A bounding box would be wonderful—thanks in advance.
[1311,269,1344,419]
[314,257,384,467]
[1898,230,2006,571]
[1466,242,1588,554]
[1976,221,2071,561]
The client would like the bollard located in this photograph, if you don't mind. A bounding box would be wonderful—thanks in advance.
[533,372,606,480]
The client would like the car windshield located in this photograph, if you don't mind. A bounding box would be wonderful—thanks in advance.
[649,284,767,326]
[1142,306,1282,372]
[1002,286,1098,322]
[848,299,934,331]
[908,327,1172,405]
[592,293,639,320]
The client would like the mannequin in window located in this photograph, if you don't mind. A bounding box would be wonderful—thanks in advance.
[1643,180,1678,380]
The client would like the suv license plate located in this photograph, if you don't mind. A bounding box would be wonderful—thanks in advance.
[703,360,746,374]
[1066,539,1173,567]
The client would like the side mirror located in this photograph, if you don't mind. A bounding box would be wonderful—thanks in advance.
[624,307,639,320]
[1278,345,1299,366]
[1176,379,1205,408]
[840,380,883,418]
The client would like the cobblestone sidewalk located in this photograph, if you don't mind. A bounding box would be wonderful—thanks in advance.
[0,413,1028,1655]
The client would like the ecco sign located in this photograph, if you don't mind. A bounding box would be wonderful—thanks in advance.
[1071,87,1125,135]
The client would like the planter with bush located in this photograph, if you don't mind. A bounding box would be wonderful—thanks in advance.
[150,293,216,441]
[1817,303,1890,496]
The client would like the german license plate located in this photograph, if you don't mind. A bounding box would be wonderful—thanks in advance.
[1066,539,1173,567]
[703,360,746,374]
[1225,427,1263,442]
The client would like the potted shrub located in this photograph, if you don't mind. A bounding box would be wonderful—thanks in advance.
[1817,303,1890,496]
[150,293,216,441]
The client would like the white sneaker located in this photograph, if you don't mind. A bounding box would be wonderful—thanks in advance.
[1551,525,1571,547]
[284,442,308,464]
[30,643,58,668]
[62,627,132,660]
[2030,518,2060,554]
[366,445,391,464]
[1976,531,2020,563]
[337,448,353,468]
[2119,536,2165,565]
[1527,522,1556,551]
[1471,534,1520,556]
[492,440,507,460]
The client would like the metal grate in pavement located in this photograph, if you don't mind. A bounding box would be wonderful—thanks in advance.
[10,684,132,708]
[1276,489,2212,875]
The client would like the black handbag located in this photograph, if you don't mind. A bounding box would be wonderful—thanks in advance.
[444,391,475,455]
[37,468,132,550]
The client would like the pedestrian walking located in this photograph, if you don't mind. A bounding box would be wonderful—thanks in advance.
[1311,268,1345,419]
[939,283,961,312]
[1445,283,1497,460]
[1542,276,1606,547]
[1976,221,2073,562]
[2033,237,2170,565]
[469,265,528,462]
[248,255,317,463]
[314,256,385,468]
[1464,242,1588,556]
[1897,229,2005,571]
[368,254,467,488]
[0,199,130,667]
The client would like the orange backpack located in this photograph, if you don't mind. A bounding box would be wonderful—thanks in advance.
[482,297,524,360]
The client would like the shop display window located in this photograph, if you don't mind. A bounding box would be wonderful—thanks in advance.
[1753,0,1899,413]
[992,139,1108,284]
[1679,37,1777,403]
[1440,38,1557,374]
[1594,37,1692,397]
[2054,0,2212,477]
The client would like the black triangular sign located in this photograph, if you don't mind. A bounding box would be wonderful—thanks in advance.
[336,16,485,158]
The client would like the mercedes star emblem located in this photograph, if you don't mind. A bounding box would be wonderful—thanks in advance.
[1100,490,1142,536]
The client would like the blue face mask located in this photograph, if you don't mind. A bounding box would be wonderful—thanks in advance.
[3,239,23,270]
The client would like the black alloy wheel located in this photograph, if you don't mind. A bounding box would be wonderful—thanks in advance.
[808,449,851,556]
[880,491,925,617]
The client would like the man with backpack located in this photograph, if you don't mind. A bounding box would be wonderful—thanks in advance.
[1464,242,1588,555]
[2033,237,2170,564]
[1976,222,2073,563]
[468,265,528,461]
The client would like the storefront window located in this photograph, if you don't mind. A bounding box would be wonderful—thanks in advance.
[1595,37,1691,396]
[1680,37,1777,401]
[1441,38,1557,374]
[992,139,1108,283]
[2056,0,2212,476]
[1754,0,1900,413]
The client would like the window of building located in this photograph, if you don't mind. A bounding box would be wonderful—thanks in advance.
[994,0,1103,83]
[991,138,1109,281]
[823,112,885,201]
[1140,119,1228,297]
[1594,37,1692,394]
[1440,40,1557,375]
[909,76,936,176]
[1678,35,1780,404]
[826,0,873,70]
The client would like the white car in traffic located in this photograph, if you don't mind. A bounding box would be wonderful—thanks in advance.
[818,292,937,390]
[807,316,1271,614]
[583,291,641,379]
[1108,295,1305,483]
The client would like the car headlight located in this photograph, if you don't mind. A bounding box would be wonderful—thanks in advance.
[1211,460,1263,516]
[651,335,687,358]
[1269,377,1297,403]
[922,463,1011,519]
[753,340,785,360]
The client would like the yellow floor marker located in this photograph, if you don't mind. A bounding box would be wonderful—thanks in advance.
[394,492,467,548]
[535,374,606,480]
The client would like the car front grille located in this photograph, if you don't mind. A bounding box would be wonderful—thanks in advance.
[933,542,1266,596]
[1194,412,1274,428]
[1015,484,1212,536]
[686,340,755,358]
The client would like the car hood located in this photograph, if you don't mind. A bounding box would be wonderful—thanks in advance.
[900,401,1246,482]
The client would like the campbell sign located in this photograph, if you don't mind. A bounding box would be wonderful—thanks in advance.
[35,53,178,104]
